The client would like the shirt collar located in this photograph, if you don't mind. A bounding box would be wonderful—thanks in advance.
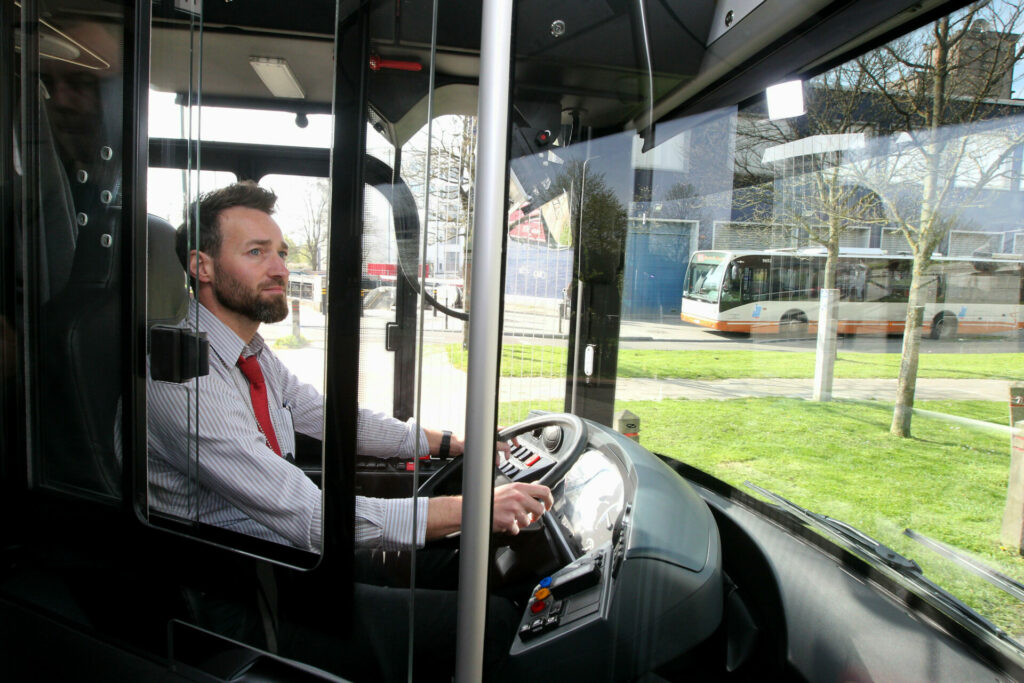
[186,301,267,368]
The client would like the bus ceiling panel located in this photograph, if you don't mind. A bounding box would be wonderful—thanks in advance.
[509,1,712,131]
[151,0,335,38]
[644,0,959,128]
[514,0,712,73]
[149,27,335,108]
[392,0,483,52]
[364,0,715,133]
[512,64,683,132]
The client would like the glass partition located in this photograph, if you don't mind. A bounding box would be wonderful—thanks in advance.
[145,2,335,555]
[501,0,1024,647]
[16,0,127,500]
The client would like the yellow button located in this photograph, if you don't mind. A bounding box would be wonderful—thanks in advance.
[534,587,551,601]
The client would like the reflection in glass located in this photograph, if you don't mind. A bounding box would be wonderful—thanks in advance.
[601,0,1024,643]
[552,450,625,555]
[22,1,126,498]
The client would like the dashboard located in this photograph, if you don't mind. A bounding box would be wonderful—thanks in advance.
[353,413,723,680]
[497,418,723,681]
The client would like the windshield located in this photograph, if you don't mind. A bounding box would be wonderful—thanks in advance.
[499,0,1024,649]
[683,254,728,302]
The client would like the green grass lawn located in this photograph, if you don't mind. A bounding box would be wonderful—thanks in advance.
[498,395,1024,633]
[917,400,1013,426]
[623,397,1024,633]
[448,344,1024,381]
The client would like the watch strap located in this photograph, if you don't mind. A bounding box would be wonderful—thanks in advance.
[439,430,452,459]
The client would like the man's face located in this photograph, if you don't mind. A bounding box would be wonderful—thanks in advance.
[38,22,120,167]
[207,207,289,324]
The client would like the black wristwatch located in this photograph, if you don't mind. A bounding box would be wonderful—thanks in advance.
[439,430,452,459]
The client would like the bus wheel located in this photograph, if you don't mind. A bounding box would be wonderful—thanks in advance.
[779,310,809,338]
[930,312,957,340]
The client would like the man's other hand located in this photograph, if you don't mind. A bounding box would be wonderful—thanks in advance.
[492,482,553,535]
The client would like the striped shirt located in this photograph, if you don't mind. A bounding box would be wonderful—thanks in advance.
[147,301,430,552]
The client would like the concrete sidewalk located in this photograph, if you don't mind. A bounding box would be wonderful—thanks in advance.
[274,343,1009,403]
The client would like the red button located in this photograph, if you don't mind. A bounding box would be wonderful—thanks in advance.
[405,462,415,471]
[530,600,547,613]
[526,455,540,466]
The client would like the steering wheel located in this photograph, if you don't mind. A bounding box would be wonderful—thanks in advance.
[417,413,588,499]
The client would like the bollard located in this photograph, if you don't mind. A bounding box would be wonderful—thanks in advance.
[1000,384,1024,553]
[291,298,300,339]
[614,409,640,442]
[813,289,838,401]
[1012,384,1024,426]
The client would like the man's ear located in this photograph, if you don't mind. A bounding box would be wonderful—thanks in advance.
[191,250,214,283]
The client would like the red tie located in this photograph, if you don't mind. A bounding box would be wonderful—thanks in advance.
[237,355,282,456]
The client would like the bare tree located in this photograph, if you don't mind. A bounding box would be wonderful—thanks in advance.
[401,116,478,346]
[735,62,888,288]
[850,2,1024,436]
[402,116,476,263]
[293,177,330,271]
[728,65,888,396]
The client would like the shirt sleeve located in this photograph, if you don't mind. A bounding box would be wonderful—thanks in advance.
[355,495,430,550]
[351,408,429,458]
[148,370,323,552]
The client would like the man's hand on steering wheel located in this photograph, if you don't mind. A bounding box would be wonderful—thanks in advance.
[492,482,553,535]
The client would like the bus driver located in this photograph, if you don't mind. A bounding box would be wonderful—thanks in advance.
[146,181,551,679]
[147,180,552,551]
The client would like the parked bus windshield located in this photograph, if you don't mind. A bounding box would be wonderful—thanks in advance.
[682,252,729,303]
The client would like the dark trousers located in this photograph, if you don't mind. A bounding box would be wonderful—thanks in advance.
[278,548,519,682]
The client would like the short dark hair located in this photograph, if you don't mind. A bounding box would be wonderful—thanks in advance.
[175,181,278,282]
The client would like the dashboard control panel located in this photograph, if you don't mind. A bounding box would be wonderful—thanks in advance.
[515,548,608,644]
[497,434,558,483]
[498,419,722,682]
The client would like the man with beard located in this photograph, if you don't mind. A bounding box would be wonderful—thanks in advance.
[148,180,551,551]
[147,181,548,679]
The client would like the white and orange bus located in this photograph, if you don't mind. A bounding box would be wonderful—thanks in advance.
[682,248,1024,337]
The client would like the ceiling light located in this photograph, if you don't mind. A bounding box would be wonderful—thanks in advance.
[766,80,804,120]
[249,57,305,99]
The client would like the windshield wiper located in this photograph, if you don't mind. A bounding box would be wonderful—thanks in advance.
[744,482,918,571]
[744,482,1019,650]
[905,528,1024,604]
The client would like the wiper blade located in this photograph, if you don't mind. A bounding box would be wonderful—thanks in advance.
[744,482,918,571]
[905,528,1024,604]
[744,483,1019,649]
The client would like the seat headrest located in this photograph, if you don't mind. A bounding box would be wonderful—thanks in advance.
[147,214,189,327]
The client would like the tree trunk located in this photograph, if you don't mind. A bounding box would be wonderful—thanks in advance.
[812,219,842,402]
[890,256,928,436]
[461,237,472,349]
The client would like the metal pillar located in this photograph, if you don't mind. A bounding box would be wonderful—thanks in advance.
[454,0,513,679]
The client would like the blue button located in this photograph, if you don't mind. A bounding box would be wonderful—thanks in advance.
[539,576,552,588]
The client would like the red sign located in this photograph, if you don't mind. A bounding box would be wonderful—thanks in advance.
[508,209,547,244]
[366,263,430,277]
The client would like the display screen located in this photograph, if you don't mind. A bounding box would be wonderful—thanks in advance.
[552,450,625,555]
